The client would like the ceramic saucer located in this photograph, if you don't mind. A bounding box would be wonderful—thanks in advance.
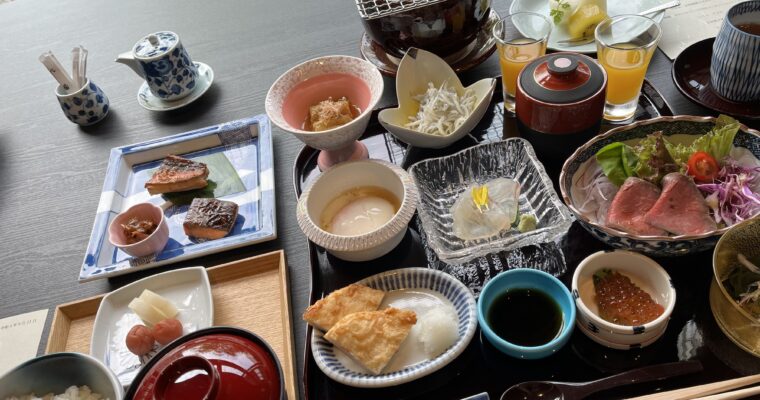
[509,0,666,53]
[360,9,500,77]
[137,62,214,112]
[672,38,760,120]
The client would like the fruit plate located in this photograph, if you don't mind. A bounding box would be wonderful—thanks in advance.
[509,0,667,53]
[89,266,213,386]
[79,115,276,281]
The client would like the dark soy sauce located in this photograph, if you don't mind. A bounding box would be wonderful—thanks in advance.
[487,288,563,347]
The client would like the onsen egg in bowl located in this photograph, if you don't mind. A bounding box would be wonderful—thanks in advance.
[378,48,496,149]
[296,159,418,262]
[265,55,383,171]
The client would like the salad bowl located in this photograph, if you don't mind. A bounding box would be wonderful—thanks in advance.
[560,115,760,256]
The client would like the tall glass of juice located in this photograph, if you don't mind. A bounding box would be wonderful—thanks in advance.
[595,15,661,122]
[493,13,551,113]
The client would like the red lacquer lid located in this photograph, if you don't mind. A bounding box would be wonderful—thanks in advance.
[127,328,283,400]
[519,53,605,104]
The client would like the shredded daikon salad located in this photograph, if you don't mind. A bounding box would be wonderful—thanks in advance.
[405,80,477,136]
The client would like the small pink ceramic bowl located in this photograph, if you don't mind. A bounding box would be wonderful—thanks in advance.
[108,202,169,257]
[265,55,383,170]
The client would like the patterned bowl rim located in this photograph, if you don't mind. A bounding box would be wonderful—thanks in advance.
[264,55,383,135]
[712,217,760,322]
[559,115,760,242]
[310,267,478,388]
[296,159,419,252]
[571,250,676,334]
[409,137,575,262]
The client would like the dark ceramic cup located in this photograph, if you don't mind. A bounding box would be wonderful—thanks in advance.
[710,1,760,102]
[515,52,607,167]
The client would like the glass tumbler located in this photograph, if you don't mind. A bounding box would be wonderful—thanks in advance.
[595,15,661,122]
[493,13,552,113]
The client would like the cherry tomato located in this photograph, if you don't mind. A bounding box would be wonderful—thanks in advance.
[126,325,155,356]
[152,318,183,345]
[687,151,719,182]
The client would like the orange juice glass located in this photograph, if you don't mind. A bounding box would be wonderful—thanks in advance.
[493,13,551,113]
[595,15,661,122]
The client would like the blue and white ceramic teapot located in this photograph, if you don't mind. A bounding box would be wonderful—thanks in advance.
[116,31,199,101]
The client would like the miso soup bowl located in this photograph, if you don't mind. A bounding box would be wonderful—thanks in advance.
[571,250,676,349]
[296,159,418,262]
[477,268,576,360]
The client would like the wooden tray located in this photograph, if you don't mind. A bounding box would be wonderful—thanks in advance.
[45,250,296,399]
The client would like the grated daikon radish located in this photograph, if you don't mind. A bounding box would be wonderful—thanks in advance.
[128,297,169,326]
[405,81,477,137]
[139,289,178,319]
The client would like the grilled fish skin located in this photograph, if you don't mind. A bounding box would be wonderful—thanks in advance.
[144,155,209,195]
[183,198,239,239]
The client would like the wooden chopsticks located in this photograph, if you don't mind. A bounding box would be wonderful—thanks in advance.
[626,373,760,400]
[692,384,760,400]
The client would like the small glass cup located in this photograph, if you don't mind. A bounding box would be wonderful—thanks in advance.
[595,15,661,122]
[492,13,552,113]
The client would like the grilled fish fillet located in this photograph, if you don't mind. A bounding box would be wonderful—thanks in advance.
[183,198,239,239]
[145,155,209,195]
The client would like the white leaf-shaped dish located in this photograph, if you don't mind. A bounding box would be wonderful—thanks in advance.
[378,48,496,149]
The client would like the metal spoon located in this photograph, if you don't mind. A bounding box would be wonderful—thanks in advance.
[500,360,702,400]
[556,0,681,47]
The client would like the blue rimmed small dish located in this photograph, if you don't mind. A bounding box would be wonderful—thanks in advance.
[571,250,675,349]
[310,267,477,388]
[478,268,575,359]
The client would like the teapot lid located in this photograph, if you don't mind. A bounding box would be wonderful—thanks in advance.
[134,31,179,59]
[519,53,606,104]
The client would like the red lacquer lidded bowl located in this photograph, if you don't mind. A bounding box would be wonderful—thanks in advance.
[515,52,607,167]
[126,327,284,400]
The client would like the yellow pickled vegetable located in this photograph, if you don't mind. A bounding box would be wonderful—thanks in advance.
[567,0,608,39]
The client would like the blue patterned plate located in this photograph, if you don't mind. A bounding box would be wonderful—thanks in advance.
[311,267,477,388]
[80,115,276,281]
[560,115,760,256]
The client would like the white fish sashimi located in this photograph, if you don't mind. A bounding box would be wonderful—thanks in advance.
[451,178,520,240]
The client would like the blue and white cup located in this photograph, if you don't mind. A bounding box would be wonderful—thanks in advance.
[117,31,199,101]
[56,79,110,126]
[710,1,760,103]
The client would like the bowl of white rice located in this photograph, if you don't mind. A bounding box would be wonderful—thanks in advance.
[0,353,122,400]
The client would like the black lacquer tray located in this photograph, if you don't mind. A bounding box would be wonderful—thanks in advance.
[294,79,760,400]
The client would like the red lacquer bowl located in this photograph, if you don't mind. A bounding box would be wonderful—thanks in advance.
[126,327,284,400]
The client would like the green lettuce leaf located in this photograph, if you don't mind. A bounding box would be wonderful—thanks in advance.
[595,142,639,186]
[633,132,680,185]
[691,115,740,161]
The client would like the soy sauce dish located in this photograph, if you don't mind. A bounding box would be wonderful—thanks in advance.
[478,269,575,359]
[571,250,676,349]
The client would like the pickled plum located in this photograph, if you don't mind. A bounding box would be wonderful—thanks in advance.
[126,325,155,356]
[152,318,183,345]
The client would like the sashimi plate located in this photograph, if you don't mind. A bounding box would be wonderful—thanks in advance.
[80,115,275,281]
[559,115,760,256]
[509,0,667,53]
[310,267,477,388]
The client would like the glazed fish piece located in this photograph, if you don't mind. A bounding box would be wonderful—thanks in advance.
[606,177,666,236]
[145,155,209,195]
[643,172,717,235]
[183,198,239,239]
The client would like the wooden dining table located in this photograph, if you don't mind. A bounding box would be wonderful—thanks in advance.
[1,0,759,399]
